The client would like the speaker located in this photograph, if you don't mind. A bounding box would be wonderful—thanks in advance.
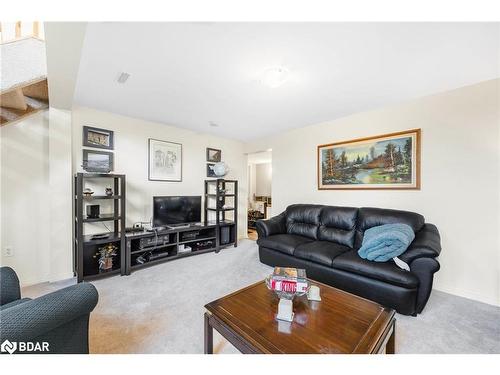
[220,226,230,245]
[86,205,100,219]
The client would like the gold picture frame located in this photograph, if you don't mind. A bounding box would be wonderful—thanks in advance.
[317,129,421,190]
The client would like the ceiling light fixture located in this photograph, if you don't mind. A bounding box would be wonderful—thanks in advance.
[117,72,130,84]
[259,66,290,88]
[209,121,219,127]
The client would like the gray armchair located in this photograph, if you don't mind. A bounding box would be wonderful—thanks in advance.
[0,267,98,354]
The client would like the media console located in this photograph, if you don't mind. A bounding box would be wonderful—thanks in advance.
[124,221,236,274]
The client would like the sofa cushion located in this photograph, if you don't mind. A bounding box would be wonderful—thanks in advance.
[318,206,358,247]
[285,204,323,240]
[294,241,350,267]
[257,234,313,255]
[354,207,425,249]
[331,250,419,288]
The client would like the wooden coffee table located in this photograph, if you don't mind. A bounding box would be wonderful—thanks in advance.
[204,280,395,354]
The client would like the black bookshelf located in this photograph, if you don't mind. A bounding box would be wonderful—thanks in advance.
[204,179,238,252]
[74,173,126,282]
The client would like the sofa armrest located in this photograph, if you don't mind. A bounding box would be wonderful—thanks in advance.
[399,223,441,264]
[0,267,21,306]
[256,212,287,239]
[0,283,98,343]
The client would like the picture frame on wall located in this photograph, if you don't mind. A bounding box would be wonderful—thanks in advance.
[317,129,421,190]
[206,163,217,177]
[82,149,114,173]
[83,126,114,150]
[206,147,221,162]
[148,139,182,181]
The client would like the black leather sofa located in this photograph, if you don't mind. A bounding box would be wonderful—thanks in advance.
[256,204,441,315]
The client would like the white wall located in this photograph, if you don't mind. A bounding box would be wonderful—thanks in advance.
[72,107,248,239]
[0,109,73,285]
[256,163,272,196]
[246,79,500,307]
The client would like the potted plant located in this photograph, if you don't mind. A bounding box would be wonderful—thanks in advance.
[94,243,118,272]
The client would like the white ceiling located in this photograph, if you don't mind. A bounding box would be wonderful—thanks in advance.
[73,22,499,141]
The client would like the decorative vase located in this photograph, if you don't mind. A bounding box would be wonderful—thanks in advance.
[101,257,113,272]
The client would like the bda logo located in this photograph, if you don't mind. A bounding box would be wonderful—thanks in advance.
[1,340,17,354]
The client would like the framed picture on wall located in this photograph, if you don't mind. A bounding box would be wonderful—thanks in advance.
[317,129,421,190]
[82,150,114,173]
[83,126,114,150]
[206,163,217,177]
[206,148,221,162]
[148,139,182,181]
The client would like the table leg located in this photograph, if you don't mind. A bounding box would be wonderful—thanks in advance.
[386,320,396,354]
[204,312,213,354]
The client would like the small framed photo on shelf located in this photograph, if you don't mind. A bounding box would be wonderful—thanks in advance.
[82,150,114,173]
[83,126,114,150]
[206,147,221,162]
[206,163,217,177]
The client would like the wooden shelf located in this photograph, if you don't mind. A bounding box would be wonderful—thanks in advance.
[80,173,125,178]
[179,236,216,245]
[74,172,126,283]
[80,214,122,223]
[130,243,176,255]
[81,232,122,246]
[206,207,234,211]
[130,247,216,270]
[79,195,122,200]
[83,268,121,281]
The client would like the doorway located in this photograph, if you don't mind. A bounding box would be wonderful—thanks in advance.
[247,150,272,241]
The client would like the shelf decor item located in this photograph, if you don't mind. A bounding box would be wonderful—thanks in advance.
[82,149,114,173]
[148,138,182,181]
[83,188,94,196]
[318,128,421,190]
[83,126,114,150]
[94,243,118,272]
[206,147,221,162]
[265,267,309,322]
[105,187,113,196]
[212,162,229,177]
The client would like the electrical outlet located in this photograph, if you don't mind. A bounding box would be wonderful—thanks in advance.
[4,246,14,257]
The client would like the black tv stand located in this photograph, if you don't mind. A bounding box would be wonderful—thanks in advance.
[124,220,236,274]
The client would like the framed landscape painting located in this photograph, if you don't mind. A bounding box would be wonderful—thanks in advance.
[317,129,420,190]
[148,139,182,181]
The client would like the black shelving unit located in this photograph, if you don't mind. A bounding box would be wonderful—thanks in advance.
[125,223,221,273]
[204,179,238,252]
[74,173,126,282]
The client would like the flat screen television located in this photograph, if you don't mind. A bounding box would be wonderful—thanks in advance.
[153,196,202,227]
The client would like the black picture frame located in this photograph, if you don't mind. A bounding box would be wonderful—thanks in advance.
[82,149,114,173]
[206,163,217,177]
[83,126,114,150]
[206,147,221,162]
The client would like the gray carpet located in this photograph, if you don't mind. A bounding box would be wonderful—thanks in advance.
[23,239,500,354]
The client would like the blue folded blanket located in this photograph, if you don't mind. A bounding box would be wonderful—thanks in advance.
[358,223,415,265]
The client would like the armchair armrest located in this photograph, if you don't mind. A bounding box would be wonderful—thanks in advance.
[399,223,441,264]
[0,267,21,306]
[255,211,287,239]
[0,282,98,343]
